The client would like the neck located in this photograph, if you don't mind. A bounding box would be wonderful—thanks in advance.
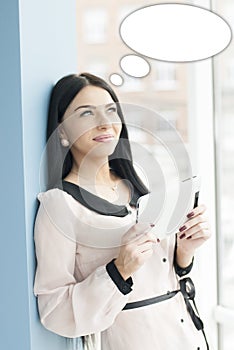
[70,157,114,186]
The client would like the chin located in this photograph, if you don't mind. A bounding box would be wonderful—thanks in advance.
[89,140,119,158]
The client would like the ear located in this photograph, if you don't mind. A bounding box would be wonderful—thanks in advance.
[58,123,67,139]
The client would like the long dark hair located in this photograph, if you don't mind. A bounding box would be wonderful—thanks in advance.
[45,72,149,196]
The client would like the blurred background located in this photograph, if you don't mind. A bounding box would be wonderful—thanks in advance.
[75,0,234,349]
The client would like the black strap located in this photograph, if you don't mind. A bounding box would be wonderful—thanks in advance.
[122,277,209,350]
[122,290,179,310]
[179,278,210,350]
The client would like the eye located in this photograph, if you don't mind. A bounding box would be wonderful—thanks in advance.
[80,110,94,117]
[106,106,117,113]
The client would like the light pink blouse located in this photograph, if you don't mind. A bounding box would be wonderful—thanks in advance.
[33,187,206,349]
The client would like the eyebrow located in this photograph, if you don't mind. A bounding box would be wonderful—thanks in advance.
[73,102,116,112]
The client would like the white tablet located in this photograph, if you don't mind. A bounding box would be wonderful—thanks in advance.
[136,175,201,240]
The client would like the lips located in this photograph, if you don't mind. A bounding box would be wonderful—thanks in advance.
[93,134,115,142]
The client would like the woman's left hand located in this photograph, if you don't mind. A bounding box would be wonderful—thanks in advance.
[176,204,212,256]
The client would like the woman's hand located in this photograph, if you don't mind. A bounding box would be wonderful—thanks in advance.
[176,204,212,267]
[114,223,158,280]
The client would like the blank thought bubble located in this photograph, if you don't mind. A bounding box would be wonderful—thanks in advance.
[109,73,123,86]
[120,3,232,62]
[120,54,150,77]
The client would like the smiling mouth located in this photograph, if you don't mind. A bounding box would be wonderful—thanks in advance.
[93,135,115,142]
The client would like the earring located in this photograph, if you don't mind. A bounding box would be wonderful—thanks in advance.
[61,138,70,147]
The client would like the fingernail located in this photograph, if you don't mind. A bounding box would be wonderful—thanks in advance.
[187,236,192,240]
[179,233,186,239]
[157,238,160,243]
[150,223,155,227]
[179,225,187,232]
[187,212,194,218]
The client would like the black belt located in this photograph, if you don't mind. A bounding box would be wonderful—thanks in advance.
[122,277,209,350]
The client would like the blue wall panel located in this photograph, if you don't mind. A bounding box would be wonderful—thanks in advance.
[0,1,30,349]
[0,1,78,349]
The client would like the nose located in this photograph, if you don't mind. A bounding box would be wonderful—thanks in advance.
[96,109,112,129]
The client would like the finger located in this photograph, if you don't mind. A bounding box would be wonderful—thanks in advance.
[126,232,157,247]
[179,215,208,234]
[186,203,207,219]
[179,223,210,239]
[137,241,153,252]
[140,248,154,259]
[122,223,151,244]
[135,231,158,245]
[186,229,211,241]
[124,222,152,239]
[124,224,158,245]
[132,249,153,266]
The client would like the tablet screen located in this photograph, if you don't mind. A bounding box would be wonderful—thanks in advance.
[136,175,201,240]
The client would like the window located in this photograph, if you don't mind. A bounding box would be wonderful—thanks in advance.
[119,75,144,92]
[82,8,108,44]
[153,62,178,90]
[212,0,234,349]
[85,61,107,79]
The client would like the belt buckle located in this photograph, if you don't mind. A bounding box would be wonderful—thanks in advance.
[179,277,195,300]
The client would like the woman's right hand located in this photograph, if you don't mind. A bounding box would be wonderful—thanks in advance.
[114,223,158,280]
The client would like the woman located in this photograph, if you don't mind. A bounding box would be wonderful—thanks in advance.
[33,73,211,349]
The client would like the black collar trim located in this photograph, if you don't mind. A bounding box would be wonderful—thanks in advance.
[60,180,141,217]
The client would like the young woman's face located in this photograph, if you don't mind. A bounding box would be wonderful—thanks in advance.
[59,85,122,160]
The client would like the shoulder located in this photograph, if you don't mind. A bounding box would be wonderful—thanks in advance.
[36,187,80,216]
[37,187,69,203]
[36,187,92,219]
[35,188,78,243]
[37,187,81,211]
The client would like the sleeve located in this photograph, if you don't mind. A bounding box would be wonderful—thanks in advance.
[173,256,194,277]
[173,235,194,277]
[33,200,132,338]
[106,259,133,295]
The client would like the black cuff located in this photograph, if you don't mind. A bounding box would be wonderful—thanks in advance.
[173,235,194,277]
[174,256,194,277]
[106,259,133,295]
